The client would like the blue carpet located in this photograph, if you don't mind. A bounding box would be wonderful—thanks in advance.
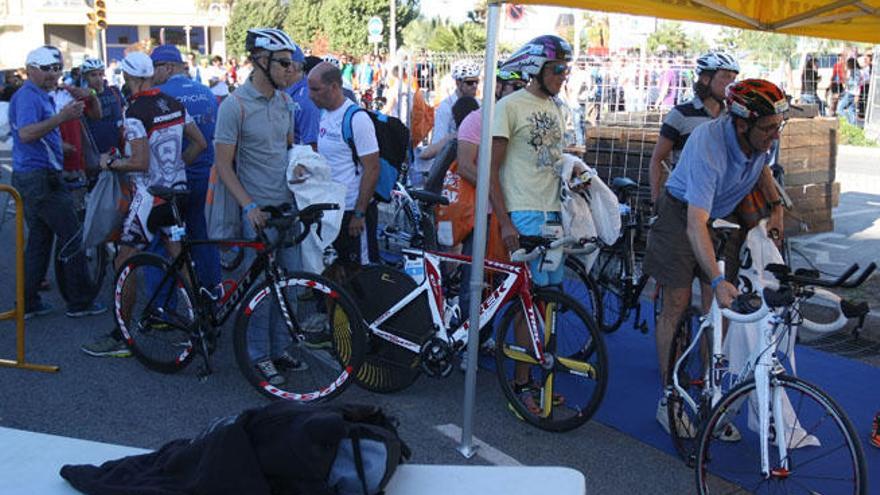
[593,299,879,494]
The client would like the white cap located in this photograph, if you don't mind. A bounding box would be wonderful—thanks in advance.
[26,46,62,67]
[210,82,229,98]
[120,52,154,78]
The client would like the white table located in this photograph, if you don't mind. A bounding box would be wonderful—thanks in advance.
[0,427,585,494]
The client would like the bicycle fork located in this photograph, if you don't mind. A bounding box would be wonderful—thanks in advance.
[755,315,789,479]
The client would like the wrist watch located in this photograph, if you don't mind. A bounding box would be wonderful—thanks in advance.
[353,210,365,219]
[106,157,116,170]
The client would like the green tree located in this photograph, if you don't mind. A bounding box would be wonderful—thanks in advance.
[716,27,799,63]
[402,18,439,51]
[647,21,689,53]
[225,0,288,57]
[282,0,324,48]
[321,0,420,55]
[427,22,486,53]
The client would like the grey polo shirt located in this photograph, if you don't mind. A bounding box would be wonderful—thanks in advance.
[215,79,295,206]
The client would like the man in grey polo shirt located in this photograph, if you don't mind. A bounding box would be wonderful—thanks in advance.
[213,27,305,386]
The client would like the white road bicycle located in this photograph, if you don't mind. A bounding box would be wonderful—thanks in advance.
[665,220,873,494]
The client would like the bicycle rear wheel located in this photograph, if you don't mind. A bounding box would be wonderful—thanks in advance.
[495,288,608,432]
[562,257,602,324]
[695,374,867,495]
[591,246,628,333]
[55,240,108,305]
[234,272,365,403]
[665,307,707,464]
[114,253,197,373]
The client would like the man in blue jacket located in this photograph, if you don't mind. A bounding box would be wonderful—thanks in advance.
[151,44,220,289]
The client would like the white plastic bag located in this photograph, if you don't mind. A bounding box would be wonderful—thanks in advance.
[205,166,241,240]
[587,175,621,246]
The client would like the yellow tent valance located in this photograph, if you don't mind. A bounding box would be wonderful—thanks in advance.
[511,0,880,44]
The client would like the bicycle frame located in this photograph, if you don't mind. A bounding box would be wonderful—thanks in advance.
[365,248,549,365]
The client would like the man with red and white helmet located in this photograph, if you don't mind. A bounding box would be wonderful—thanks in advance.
[431,59,481,145]
[644,78,787,434]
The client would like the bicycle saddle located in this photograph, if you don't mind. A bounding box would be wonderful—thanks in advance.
[148,185,190,201]
[409,188,449,206]
[710,218,740,232]
[611,177,639,193]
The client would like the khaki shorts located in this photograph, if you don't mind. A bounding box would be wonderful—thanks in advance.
[643,191,742,289]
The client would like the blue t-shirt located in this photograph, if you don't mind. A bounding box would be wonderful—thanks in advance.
[285,78,319,146]
[156,73,217,178]
[87,83,124,153]
[666,116,771,219]
[9,80,64,172]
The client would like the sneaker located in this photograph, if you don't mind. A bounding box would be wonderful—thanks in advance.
[870,412,880,449]
[480,337,496,355]
[713,418,742,442]
[24,302,54,320]
[81,333,131,358]
[657,397,696,439]
[508,381,564,419]
[66,302,108,318]
[301,314,332,349]
[273,351,308,372]
[255,359,286,386]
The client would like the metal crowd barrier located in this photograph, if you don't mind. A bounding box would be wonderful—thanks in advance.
[0,184,59,373]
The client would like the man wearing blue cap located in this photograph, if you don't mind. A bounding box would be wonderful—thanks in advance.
[150,44,221,291]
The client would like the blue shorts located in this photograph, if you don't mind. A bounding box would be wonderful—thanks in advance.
[510,210,564,287]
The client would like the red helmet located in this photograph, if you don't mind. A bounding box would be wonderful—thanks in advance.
[726,79,789,120]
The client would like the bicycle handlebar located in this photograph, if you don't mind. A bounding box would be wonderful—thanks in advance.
[510,236,599,262]
[720,292,771,323]
[765,262,876,289]
[260,203,340,246]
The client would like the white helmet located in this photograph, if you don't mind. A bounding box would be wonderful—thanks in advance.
[245,28,299,55]
[322,55,341,68]
[451,59,480,80]
[80,57,105,73]
[120,52,153,78]
[695,51,740,76]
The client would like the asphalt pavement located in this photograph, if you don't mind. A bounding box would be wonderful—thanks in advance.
[1,146,877,494]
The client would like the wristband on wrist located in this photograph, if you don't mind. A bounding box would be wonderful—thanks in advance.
[769,199,783,208]
[243,202,258,214]
[106,157,116,170]
[710,275,725,291]
[353,210,365,219]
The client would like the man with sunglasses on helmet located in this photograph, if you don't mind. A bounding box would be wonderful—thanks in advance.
[432,59,481,146]
[213,28,306,386]
[645,79,787,435]
[490,35,574,416]
[649,51,739,205]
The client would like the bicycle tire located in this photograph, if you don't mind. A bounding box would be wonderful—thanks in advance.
[695,374,867,495]
[591,245,628,333]
[234,272,366,403]
[114,252,197,374]
[562,257,602,325]
[495,288,608,432]
[55,241,108,305]
[665,306,707,464]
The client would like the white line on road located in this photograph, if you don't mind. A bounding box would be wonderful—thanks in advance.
[434,424,522,466]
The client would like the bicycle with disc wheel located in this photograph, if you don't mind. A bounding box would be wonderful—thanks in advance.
[113,187,365,403]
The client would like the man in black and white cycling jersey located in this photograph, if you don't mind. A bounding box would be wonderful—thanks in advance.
[82,51,206,358]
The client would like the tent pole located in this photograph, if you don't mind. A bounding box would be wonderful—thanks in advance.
[457,0,502,459]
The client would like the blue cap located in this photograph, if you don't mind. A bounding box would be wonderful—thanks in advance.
[150,44,183,64]
[292,44,305,64]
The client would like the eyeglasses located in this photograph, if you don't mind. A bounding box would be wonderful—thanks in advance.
[271,58,301,70]
[462,79,480,87]
[39,64,63,72]
[755,120,787,135]
[502,81,526,91]
[549,63,570,76]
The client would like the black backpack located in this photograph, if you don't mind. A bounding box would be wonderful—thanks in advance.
[342,106,412,202]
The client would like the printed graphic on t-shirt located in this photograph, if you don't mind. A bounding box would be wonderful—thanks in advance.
[526,110,563,169]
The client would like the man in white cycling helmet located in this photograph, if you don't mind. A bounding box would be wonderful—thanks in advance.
[431,59,481,145]
[649,51,740,204]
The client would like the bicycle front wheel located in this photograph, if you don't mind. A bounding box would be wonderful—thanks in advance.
[114,253,197,373]
[234,272,365,403]
[562,257,602,324]
[665,307,708,464]
[695,374,867,495]
[591,246,627,333]
[495,288,608,432]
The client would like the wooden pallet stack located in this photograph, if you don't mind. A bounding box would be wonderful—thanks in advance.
[569,117,839,236]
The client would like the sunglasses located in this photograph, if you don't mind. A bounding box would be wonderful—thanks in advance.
[462,79,480,87]
[39,64,63,72]
[502,81,526,91]
[271,58,301,70]
[549,63,570,76]
[755,120,787,135]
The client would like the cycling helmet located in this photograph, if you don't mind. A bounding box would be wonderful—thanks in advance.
[321,55,341,68]
[726,79,789,120]
[496,62,525,82]
[500,34,573,77]
[245,28,300,56]
[695,51,739,76]
[451,59,481,80]
[80,57,105,73]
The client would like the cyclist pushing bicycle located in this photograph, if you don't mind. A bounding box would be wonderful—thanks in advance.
[643,79,788,434]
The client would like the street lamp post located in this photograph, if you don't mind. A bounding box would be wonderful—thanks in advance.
[184,25,192,53]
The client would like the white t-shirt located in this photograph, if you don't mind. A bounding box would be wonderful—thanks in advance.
[317,99,379,210]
